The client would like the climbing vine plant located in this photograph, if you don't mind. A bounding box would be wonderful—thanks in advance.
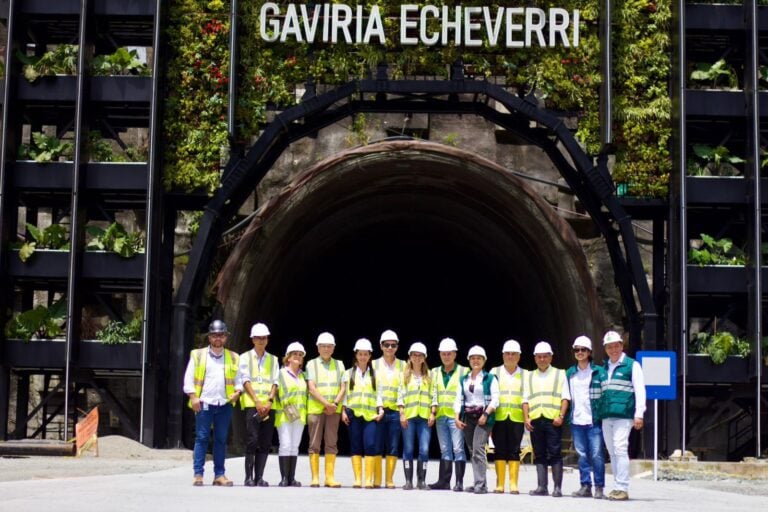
[164,0,671,197]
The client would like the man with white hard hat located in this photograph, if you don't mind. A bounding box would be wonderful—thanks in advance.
[601,330,646,501]
[428,338,468,491]
[562,335,608,499]
[306,332,346,487]
[373,329,406,488]
[522,341,567,497]
[238,322,279,486]
[490,339,527,494]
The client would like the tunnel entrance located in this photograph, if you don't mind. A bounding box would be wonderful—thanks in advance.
[218,141,603,369]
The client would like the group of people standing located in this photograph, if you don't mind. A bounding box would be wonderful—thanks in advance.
[183,321,646,501]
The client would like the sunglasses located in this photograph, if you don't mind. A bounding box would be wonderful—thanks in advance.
[573,347,589,353]
[382,343,398,349]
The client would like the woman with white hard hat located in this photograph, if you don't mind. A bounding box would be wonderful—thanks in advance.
[397,342,436,490]
[373,329,406,488]
[341,338,384,488]
[275,341,308,487]
[454,345,500,494]
[490,339,527,494]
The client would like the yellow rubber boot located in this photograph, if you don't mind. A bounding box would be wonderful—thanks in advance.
[494,460,506,493]
[309,453,320,487]
[364,456,376,488]
[372,455,382,488]
[324,454,341,488]
[351,456,363,488]
[508,460,520,494]
[385,455,398,489]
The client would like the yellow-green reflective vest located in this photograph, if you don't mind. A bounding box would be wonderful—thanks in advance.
[373,358,405,410]
[401,374,432,420]
[346,368,378,421]
[239,350,278,409]
[526,367,565,420]
[307,357,344,415]
[187,348,239,409]
[275,368,308,427]
[492,365,525,422]
[431,365,467,418]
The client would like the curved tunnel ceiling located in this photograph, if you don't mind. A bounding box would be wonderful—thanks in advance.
[217,141,604,366]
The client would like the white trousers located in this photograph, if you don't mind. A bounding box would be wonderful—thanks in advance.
[277,420,305,456]
[602,418,633,491]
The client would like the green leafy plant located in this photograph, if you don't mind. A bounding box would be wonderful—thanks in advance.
[688,233,746,266]
[691,330,750,364]
[18,132,74,162]
[687,144,745,176]
[86,222,145,258]
[86,131,147,162]
[689,59,739,90]
[5,298,68,343]
[96,310,143,345]
[16,223,70,262]
[92,47,150,76]
[17,44,79,82]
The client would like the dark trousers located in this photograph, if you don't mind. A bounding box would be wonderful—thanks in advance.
[245,408,275,454]
[348,412,378,456]
[530,417,562,465]
[492,419,524,460]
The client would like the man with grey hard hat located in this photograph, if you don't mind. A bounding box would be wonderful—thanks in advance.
[183,320,242,487]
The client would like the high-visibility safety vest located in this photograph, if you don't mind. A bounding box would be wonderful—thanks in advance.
[491,365,525,423]
[307,357,344,415]
[373,358,405,410]
[346,368,378,421]
[239,349,278,409]
[526,366,565,420]
[187,348,239,409]
[431,365,467,418]
[275,368,308,427]
[564,362,607,424]
[602,356,636,419]
[400,373,432,420]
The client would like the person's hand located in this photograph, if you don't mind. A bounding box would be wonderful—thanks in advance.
[342,410,350,426]
[478,414,487,426]
[633,418,644,430]
[524,419,533,432]
[400,413,408,428]
[375,412,384,423]
[190,396,201,413]
[456,419,466,430]
[228,391,241,405]
[428,413,436,428]
[553,416,564,427]
[324,402,337,415]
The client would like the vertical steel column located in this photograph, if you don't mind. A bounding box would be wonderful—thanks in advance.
[599,0,613,148]
[228,0,239,139]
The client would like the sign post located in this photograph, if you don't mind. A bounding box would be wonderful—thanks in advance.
[636,351,677,481]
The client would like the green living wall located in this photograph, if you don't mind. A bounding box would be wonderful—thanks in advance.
[164,0,670,197]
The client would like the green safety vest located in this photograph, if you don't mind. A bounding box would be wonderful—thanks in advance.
[526,367,564,420]
[431,365,467,418]
[307,357,344,415]
[346,368,378,421]
[400,373,432,420]
[492,365,525,423]
[275,368,308,427]
[564,362,607,424]
[602,356,636,419]
[239,350,278,409]
[373,358,405,410]
[187,348,239,409]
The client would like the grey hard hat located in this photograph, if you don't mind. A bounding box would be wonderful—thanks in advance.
[208,319,229,335]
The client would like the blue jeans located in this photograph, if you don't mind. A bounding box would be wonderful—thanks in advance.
[375,410,401,457]
[193,403,233,477]
[572,423,605,487]
[402,417,431,462]
[348,411,378,456]
[435,416,466,461]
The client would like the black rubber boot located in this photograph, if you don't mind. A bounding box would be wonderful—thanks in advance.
[417,461,428,490]
[572,484,592,497]
[289,456,301,487]
[452,461,465,492]
[254,452,269,486]
[278,456,290,487]
[402,461,414,490]
[244,453,256,486]
[529,464,548,496]
[429,459,452,490]
[594,487,605,499]
[551,463,563,497]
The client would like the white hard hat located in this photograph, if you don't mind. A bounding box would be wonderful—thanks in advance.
[603,331,623,345]
[438,337,458,352]
[380,329,399,343]
[572,336,592,351]
[533,341,553,355]
[250,322,270,337]
[467,345,487,359]
[408,342,427,356]
[353,338,373,352]
[502,339,521,353]
[316,332,335,346]
[285,341,306,356]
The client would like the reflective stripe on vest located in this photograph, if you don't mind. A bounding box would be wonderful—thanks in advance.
[432,365,467,418]
[603,356,636,419]
[346,368,378,421]
[307,357,344,415]
[275,369,307,427]
[401,375,432,420]
[492,366,524,422]
[373,358,405,409]
[187,348,238,409]
[239,351,277,409]
[527,368,564,420]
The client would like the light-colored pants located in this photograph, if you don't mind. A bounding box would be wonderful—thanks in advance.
[277,420,305,456]
[602,418,633,491]
[307,413,341,455]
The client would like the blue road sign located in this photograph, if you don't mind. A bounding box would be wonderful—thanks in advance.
[636,351,677,400]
